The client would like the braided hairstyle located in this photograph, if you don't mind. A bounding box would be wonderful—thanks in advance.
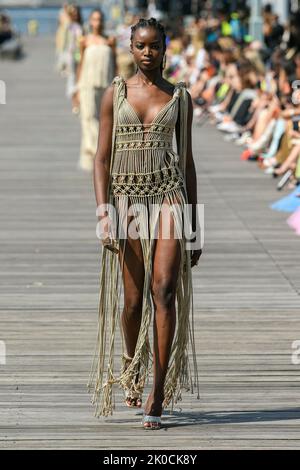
[130,17,167,74]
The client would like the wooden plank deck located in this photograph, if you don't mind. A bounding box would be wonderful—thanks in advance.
[0,36,300,449]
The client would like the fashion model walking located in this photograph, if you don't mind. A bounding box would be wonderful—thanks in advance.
[55,3,70,75]
[65,4,83,111]
[87,17,202,430]
[75,8,116,171]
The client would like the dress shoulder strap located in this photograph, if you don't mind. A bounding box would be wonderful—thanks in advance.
[177,82,188,180]
[111,75,126,102]
[175,80,187,91]
[111,75,124,86]
[110,76,125,165]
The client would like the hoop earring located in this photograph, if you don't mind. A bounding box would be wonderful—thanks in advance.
[162,54,166,69]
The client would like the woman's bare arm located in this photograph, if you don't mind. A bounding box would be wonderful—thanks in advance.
[94,84,114,220]
[107,35,118,75]
[76,35,86,84]
[218,87,233,112]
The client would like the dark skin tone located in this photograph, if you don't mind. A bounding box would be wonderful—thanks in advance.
[94,26,202,427]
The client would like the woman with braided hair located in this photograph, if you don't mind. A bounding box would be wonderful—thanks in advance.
[87,17,202,429]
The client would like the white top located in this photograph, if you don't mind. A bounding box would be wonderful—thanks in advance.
[78,43,115,89]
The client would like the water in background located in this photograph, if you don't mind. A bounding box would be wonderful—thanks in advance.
[2,6,113,35]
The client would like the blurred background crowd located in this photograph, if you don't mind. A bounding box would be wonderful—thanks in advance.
[0,11,22,58]
[2,0,300,234]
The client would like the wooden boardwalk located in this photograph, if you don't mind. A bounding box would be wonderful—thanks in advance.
[0,36,300,449]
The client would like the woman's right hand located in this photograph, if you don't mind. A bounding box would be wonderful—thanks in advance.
[73,90,80,107]
[101,232,119,254]
[97,215,119,254]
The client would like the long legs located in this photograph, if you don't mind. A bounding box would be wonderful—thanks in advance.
[146,197,182,420]
[117,196,182,421]
[118,206,145,359]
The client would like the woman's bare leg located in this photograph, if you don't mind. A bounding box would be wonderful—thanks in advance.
[118,208,145,407]
[144,199,182,426]
[252,108,271,141]
[274,144,300,175]
[118,213,145,359]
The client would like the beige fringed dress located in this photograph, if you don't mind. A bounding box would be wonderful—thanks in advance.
[87,75,200,417]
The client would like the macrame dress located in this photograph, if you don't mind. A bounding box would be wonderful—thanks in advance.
[87,75,200,417]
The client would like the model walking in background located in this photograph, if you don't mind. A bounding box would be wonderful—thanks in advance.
[65,4,83,112]
[75,8,116,171]
[55,2,70,75]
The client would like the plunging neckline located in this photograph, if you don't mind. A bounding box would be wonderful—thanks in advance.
[123,78,178,127]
